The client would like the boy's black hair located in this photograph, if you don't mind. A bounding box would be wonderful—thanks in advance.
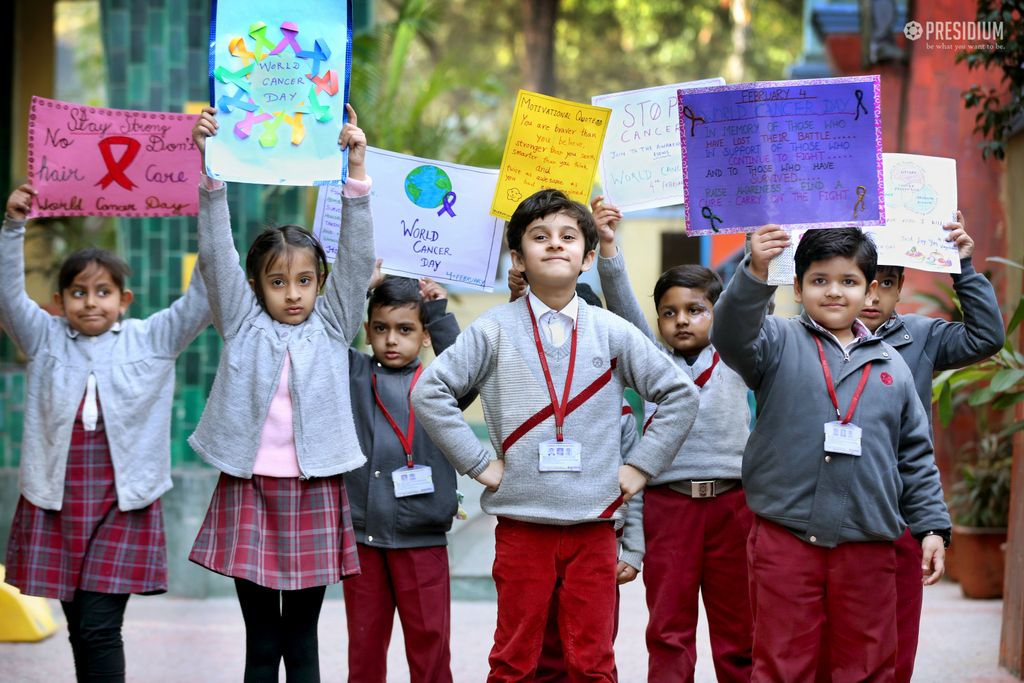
[58,247,132,293]
[367,276,427,326]
[505,189,600,271]
[794,228,877,290]
[576,282,603,309]
[653,265,724,308]
[245,224,330,312]
[875,264,905,278]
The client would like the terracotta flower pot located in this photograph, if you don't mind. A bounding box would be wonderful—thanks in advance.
[950,525,1007,599]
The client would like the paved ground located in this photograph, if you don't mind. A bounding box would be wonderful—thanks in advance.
[0,578,1015,682]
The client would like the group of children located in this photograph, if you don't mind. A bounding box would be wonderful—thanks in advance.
[0,102,1005,683]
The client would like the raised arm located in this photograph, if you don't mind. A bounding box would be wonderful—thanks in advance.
[0,185,55,358]
[193,107,255,338]
[141,251,213,356]
[930,213,1005,369]
[411,319,496,479]
[709,225,790,388]
[317,107,375,343]
[598,248,658,344]
[420,277,479,411]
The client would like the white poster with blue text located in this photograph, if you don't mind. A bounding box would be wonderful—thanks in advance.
[205,0,352,185]
[313,147,503,292]
[592,78,725,212]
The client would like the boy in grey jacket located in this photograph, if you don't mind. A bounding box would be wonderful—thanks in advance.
[710,225,950,683]
[593,196,754,683]
[413,188,698,682]
[850,211,1003,683]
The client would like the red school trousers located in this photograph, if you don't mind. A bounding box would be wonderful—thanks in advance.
[747,517,897,683]
[342,543,452,683]
[489,517,618,683]
[643,484,754,683]
[814,528,923,683]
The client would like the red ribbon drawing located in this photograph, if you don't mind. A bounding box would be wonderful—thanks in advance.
[95,137,141,190]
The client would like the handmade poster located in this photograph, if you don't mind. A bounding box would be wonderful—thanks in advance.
[863,154,960,274]
[313,147,503,291]
[679,75,884,236]
[206,0,352,185]
[490,91,611,221]
[592,78,725,212]
[25,97,198,217]
[766,228,807,285]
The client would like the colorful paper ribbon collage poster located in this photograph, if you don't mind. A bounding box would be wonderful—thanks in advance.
[206,0,353,185]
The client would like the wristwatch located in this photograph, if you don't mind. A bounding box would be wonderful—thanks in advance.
[914,529,952,548]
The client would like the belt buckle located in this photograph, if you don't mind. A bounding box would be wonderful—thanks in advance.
[691,480,716,498]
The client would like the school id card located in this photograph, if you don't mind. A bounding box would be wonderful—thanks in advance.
[824,421,862,456]
[392,465,435,497]
[539,439,582,472]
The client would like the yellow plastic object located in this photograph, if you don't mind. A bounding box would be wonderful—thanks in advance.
[0,564,59,642]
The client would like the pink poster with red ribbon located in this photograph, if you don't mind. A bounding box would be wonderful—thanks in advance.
[26,97,199,217]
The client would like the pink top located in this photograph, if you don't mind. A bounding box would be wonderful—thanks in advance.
[252,351,302,477]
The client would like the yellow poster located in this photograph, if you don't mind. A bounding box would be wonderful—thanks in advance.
[490,91,611,221]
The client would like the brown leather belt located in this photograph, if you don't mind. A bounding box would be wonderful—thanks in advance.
[668,479,740,498]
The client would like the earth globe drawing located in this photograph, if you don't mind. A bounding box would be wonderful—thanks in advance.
[405,165,453,208]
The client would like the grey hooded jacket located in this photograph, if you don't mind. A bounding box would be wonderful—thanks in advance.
[710,258,950,547]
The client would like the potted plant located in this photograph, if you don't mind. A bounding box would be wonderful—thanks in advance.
[948,432,1013,599]
[932,275,1024,598]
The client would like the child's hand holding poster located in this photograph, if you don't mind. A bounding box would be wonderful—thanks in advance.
[314,148,503,292]
[491,91,611,221]
[863,154,959,274]
[206,0,352,185]
[679,76,884,235]
[592,78,725,212]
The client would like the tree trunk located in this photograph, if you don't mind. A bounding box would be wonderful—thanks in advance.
[520,0,559,95]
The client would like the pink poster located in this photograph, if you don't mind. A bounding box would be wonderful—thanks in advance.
[26,97,200,218]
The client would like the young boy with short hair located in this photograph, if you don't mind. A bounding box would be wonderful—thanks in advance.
[343,264,474,683]
[593,197,754,682]
[855,212,1003,683]
[412,188,699,682]
[710,225,950,682]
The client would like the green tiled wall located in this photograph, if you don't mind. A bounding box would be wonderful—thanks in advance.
[0,368,25,468]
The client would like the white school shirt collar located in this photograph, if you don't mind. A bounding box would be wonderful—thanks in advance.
[528,291,579,347]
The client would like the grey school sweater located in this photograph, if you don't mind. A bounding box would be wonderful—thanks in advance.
[188,184,374,478]
[0,216,212,511]
[599,249,750,482]
[411,297,699,525]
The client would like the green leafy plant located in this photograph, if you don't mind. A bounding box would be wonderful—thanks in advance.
[956,0,1024,160]
[950,431,1013,527]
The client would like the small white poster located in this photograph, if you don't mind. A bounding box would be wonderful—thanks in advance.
[592,78,725,212]
[864,153,960,274]
[313,147,504,291]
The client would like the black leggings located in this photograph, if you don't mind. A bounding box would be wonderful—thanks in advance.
[60,591,130,683]
[234,578,327,683]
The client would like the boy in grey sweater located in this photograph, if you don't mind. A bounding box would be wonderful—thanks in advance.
[412,189,699,682]
[593,197,754,683]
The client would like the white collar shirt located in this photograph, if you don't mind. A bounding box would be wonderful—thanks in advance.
[528,291,579,347]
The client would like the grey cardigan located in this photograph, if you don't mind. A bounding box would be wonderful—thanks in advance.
[710,257,950,547]
[0,217,212,511]
[187,184,375,478]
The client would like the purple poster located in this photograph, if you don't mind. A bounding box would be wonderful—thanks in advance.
[678,76,884,236]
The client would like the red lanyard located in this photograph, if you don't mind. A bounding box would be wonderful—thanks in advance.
[694,352,720,388]
[372,364,424,468]
[526,299,578,442]
[814,337,871,424]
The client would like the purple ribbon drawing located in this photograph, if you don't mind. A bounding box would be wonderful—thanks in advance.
[437,191,457,217]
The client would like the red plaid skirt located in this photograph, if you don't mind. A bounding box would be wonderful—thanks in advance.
[189,472,360,590]
[5,400,168,602]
